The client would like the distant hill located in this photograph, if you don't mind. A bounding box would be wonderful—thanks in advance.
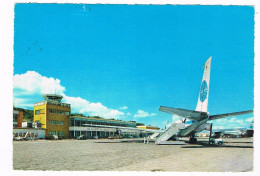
[14,107,33,122]
[23,109,33,121]
[136,122,145,126]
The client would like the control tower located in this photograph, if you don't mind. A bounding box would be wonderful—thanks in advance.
[34,94,71,139]
[42,94,63,102]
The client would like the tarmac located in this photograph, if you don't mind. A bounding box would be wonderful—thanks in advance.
[13,137,253,172]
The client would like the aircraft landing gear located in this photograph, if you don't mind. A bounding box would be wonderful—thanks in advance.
[189,134,197,144]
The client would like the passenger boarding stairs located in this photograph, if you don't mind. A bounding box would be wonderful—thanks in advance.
[150,132,160,140]
[155,123,186,145]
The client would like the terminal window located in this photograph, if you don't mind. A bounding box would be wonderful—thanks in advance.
[49,109,56,114]
[50,120,56,125]
[49,131,56,135]
[13,114,18,122]
[70,119,74,126]
[57,110,65,115]
[57,121,64,125]
[35,109,45,115]
[57,131,64,136]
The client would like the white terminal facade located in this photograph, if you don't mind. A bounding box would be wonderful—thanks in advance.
[69,116,144,139]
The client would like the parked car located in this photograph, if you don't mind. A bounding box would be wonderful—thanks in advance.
[108,135,114,139]
[77,135,85,140]
[210,138,223,145]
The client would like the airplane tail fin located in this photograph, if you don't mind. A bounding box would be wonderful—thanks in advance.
[195,57,212,112]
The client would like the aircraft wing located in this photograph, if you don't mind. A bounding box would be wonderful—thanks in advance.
[209,110,253,121]
[159,106,207,121]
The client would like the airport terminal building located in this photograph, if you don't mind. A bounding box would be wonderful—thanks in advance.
[69,116,140,139]
[24,94,155,139]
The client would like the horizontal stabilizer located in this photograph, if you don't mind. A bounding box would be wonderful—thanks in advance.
[159,106,207,121]
[209,110,253,121]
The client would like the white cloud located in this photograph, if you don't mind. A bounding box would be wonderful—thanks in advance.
[236,119,245,125]
[14,71,65,95]
[62,95,125,118]
[212,126,224,130]
[134,110,149,118]
[13,97,34,108]
[229,118,236,122]
[13,71,125,119]
[245,117,254,122]
[134,110,156,118]
[212,116,253,130]
[119,106,128,110]
[214,119,228,124]
[172,114,183,121]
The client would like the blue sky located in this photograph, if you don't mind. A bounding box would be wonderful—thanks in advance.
[13,4,254,129]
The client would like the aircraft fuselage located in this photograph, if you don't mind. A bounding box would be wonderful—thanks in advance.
[177,117,208,137]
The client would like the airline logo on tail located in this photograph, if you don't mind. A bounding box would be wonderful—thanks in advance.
[199,80,208,102]
[196,57,212,112]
